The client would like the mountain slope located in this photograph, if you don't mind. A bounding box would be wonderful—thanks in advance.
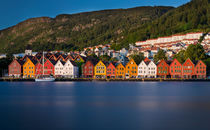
[122,0,210,44]
[0,6,173,53]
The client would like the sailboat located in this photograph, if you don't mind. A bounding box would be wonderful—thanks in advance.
[35,52,55,82]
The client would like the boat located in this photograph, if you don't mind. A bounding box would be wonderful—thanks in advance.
[35,76,55,82]
[35,52,55,82]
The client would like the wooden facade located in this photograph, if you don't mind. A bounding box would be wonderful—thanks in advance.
[157,60,170,78]
[116,63,125,79]
[194,60,206,79]
[170,59,182,78]
[82,60,95,78]
[125,59,138,78]
[182,58,194,79]
[106,62,116,78]
[8,59,24,77]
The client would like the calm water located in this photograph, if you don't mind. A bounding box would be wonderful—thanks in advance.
[0,81,210,130]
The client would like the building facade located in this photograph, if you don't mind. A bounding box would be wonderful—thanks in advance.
[116,63,125,79]
[63,60,78,78]
[94,60,106,78]
[106,63,116,78]
[125,59,138,78]
[182,58,194,79]
[8,59,24,77]
[194,60,206,79]
[170,59,182,78]
[157,60,170,78]
[82,60,95,78]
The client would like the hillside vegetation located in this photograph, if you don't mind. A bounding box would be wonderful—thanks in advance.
[123,0,210,44]
[0,0,210,54]
[0,6,173,53]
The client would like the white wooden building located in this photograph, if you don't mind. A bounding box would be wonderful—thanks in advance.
[54,60,65,77]
[138,61,148,78]
[63,60,78,78]
[147,61,157,78]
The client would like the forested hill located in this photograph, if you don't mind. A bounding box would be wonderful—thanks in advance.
[122,0,210,44]
[0,6,173,53]
[0,0,209,54]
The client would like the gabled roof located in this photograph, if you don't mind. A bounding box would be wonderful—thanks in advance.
[107,62,117,68]
[116,62,125,68]
[24,56,38,65]
[86,56,99,65]
[54,53,62,58]
[55,60,66,66]
[182,58,194,66]
[48,59,57,65]
[65,60,78,66]
[17,59,25,66]
[145,61,150,65]
[194,60,206,67]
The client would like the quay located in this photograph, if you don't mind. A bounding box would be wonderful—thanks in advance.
[0,78,209,82]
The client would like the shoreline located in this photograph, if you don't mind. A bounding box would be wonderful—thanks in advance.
[0,78,209,82]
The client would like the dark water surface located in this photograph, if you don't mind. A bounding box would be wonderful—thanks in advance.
[0,81,210,130]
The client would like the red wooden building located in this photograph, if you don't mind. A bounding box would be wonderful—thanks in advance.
[170,58,182,78]
[157,59,170,78]
[44,59,56,76]
[106,62,116,78]
[194,60,206,79]
[8,59,25,77]
[182,58,194,79]
[82,60,97,78]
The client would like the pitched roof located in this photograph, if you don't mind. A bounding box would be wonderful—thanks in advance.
[145,61,150,65]
[49,59,57,65]
[86,56,99,65]
[17,59,25,65]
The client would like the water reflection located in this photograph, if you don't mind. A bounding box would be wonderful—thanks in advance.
[0,81,210,129]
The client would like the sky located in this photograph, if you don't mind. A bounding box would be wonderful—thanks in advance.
[0,0,190,30]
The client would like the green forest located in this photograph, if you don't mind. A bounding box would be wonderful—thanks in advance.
[0,0,209,54]
[0,6,173,54]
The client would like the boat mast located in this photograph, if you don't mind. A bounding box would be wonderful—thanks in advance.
[43,51,44,76]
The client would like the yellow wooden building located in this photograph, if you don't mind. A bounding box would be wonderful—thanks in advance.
[116,63,125,79]
[23,57,37,78]
[94,60,106,78]
[125,58,138,78]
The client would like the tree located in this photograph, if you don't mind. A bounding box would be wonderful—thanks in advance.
[130,53,144,65]
[184,44,206,62]
[154,49,167,63]
[99,55,111,62]
[110,57,118,62]
[173,50,186,63]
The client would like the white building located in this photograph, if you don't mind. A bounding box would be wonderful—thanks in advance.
[143,50,151,58]
[54,60,65,77]
[25,49,32,56]
[63,60,78,78]
[138,61,148,78]
[147,61,157,78]
[120,48,128,56]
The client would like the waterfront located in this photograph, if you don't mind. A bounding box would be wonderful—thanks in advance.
[0,82,210,130]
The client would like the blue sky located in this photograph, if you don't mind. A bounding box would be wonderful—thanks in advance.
[0,0,190,30]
